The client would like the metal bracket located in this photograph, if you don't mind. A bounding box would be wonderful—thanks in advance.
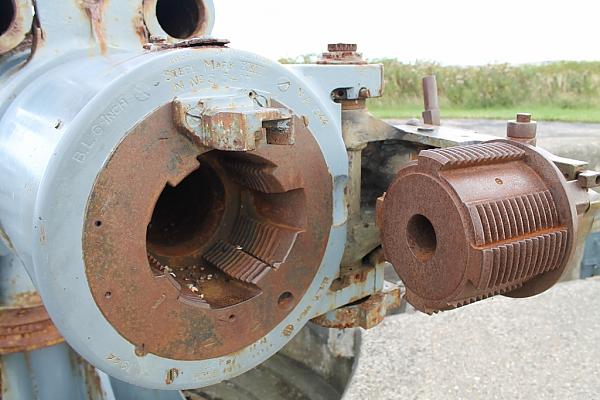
[172,89,294,151]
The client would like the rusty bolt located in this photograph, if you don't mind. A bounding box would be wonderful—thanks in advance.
[328,43,358,52]
[577,170,600,189]
[149,35,167,44]
[358,88,371,99]
[318,43,365,65]
[422,75,441,126]
[165,368,179,385]
[507,112,537,144]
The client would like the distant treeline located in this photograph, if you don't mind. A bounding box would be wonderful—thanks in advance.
[280,57,600,110]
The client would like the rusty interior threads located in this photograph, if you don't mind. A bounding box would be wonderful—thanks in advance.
[155,0,205,39]
[0,0,15,36]
[83,105,333,360]
[145,151,306,310]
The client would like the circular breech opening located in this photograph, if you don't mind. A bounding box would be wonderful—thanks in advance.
[0,0,15,35]
[146,160,225,257]
[83,105,333,360]
[406,214,437,263]
[155,0,205,39]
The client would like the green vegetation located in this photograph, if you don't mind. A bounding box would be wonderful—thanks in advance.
[369,60,600,122]
[281,57,600,122]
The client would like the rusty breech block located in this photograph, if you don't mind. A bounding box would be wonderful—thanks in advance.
[377,140,583,314]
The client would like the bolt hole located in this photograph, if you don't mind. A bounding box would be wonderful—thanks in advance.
[277,291,295,311]
[155,0,205,39]
[0,0,15,36]
[406,214,437,263]
[228,314,236,321]
[95,221,103,227]
[495,178,504,185]
[104,291,112,299]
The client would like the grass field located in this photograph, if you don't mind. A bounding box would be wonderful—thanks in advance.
[281,58,600,122]
[368,60,600,122]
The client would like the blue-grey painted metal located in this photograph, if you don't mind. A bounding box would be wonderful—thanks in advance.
[0,0,387,390]
[0,343,109,400]
[581,232,600,278]
[30,46,348,390]
[110,379,184,400]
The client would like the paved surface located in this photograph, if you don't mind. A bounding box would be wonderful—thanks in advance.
[389,119,600,170]
[344,278,600,400]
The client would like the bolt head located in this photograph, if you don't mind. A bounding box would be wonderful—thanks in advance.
[149,35,167,44]
[516,113,532,123]
[328,43,358,52]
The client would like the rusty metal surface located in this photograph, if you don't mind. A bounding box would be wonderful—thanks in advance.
[142,0,214,42]
[0,292,63,354]
[144,37,229,51]
[172,91,294,151]
[317,43,366,65]
[311,284,401,330]
[378,140,585,313]
[507,112,538,145]
[79,0,108,54]
[421,75,441,126]
[82,103,333,361]
[0,0,34,55]
[577,170,600,189]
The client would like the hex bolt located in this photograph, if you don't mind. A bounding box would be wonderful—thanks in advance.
[317,43,365,65]
[328,43,358,52]
[516,113,532,123]
[507,112,537,145]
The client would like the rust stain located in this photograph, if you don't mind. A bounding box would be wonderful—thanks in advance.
[132,4,148,46]
[311,290,401,330]
[39,223,46,244]
[0,299,64,354]
[0,0,31,54]
[165,368,179,385]
[282,324,294,337]
[79,0,108,54]
[0,222,15,252]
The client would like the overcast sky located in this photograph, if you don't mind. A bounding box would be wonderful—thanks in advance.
[212,0,598,65]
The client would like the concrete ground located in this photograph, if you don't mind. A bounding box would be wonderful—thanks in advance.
[344,277,600,400]
[389,118,600,170]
